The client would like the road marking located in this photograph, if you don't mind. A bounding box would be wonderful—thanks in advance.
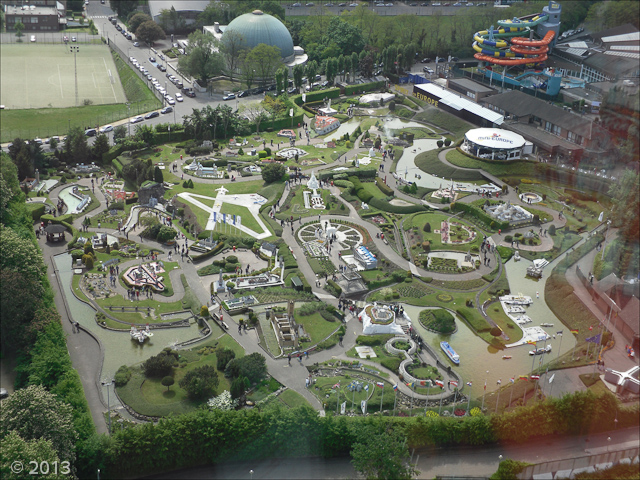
[57,65,64,98]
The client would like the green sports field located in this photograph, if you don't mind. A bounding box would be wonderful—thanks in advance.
[0,44,126,109]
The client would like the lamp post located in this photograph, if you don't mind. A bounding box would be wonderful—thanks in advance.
[600,220,612,260]
[481,370,488,411]
[250,470,254,480]
[126,102,131,136]
[101,379,115,434]
[70,45,80,107]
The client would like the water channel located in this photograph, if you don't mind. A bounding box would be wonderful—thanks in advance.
[402,254,576,398]
[54,253,202,380]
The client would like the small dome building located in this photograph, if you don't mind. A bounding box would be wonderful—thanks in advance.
[224,10,294,62]
[204,10,307,72]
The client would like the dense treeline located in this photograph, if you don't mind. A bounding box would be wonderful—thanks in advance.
[96,390,637,478]
[0,153,98,479]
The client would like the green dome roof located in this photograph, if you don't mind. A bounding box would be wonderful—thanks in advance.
[223,10,294,60]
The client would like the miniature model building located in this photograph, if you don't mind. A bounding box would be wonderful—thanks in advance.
[359,303,405,335]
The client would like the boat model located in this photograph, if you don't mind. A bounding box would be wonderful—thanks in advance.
[529,345,552,356]
[540,322,554,327]
[441,341,460,365]
[130,324,153,343]
[507,306,526,314]
[499,294,533,305]
[502,355,512,359]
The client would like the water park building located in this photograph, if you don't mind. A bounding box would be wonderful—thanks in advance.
[462,128,531,160]
[481,90,613,161]
[413,83,504,127]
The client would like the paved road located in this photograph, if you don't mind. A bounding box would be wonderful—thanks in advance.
[144,427,640,479]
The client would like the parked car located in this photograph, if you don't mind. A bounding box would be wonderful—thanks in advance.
[423,66,434,74]
[133,42,139,47]
[184,89,196,98]
[1,387,10,399]
[84,128,97,137]
[149,56,156,62]
[176,81,184,89]
[158,65,167,72]
[175,93,183,102]
[30,35,36,42]
[130,116,144,124]
[33,138,43,145]
[167,97,175,105]
[161,106,173,114]
[421,58,432,63]
[222,93,236,101]
[287,86,297,94]
[71,36,77,42]
[99,125,114,133]
[145,111,160,119]
[237,90,249,98]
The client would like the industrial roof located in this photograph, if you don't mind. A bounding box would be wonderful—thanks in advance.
[601,31,640,44]
[447,77,496,94]
[148,0,209,19]
[415,83,503,125]
[481,90,594,138]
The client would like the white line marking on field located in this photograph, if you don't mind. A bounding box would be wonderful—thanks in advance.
[103,57,117,102]
[58,65,64,98]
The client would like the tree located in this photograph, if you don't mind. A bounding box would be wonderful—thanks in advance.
[275,67,286,95]
[14,145,33,180]
[156,225,176,243]
[321,17,365,57]
[359,53,374,78]
[225,352,267,383]
[161,376,175,392]
[135,20,165,46]
[142,350,177,377]
[14,21,24,39]
[351,52,359,80]
[0,431,67,480]
[158,6,186,34]
[220,29,246,82]
[154,165,164,184]
[245,43,282,86]
[293,64,305,92]
[135,124,156,144]
[216,347,236,371]
[490,459,531,480]
[0,385,77,464]
[350,427,417,480]
[109,0,137,19]
[113,125,127,144]
[230,376,247,399]
[261,163,285,184]
[179,365,219,400]
[127,13,152,34]
[64,126,91,165]
[178,31,224,86]
[92,133,110,165]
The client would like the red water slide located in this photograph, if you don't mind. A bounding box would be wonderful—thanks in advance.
[473,30,555,66]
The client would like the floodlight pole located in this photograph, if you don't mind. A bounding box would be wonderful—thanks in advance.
[71,45,80,107]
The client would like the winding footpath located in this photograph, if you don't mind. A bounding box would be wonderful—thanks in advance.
[40,110,609,431]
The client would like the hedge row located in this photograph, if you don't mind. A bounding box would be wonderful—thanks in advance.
[103,144,124,164]
[348,176,373,203]
[450,201,509,232]
[191,241,225,263]
[28,202,46,221]
[344,80,385,96]
[153,130,188,145]
[320,167,376,181]
[368,197,427,214]
[292,88,341,105]
[376,177,394,196]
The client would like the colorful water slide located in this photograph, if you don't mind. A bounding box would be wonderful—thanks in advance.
[472,14,555,66]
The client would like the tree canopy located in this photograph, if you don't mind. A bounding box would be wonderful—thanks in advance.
[178,31,224,86]
[350,426,418,480]
[245,44,282,86]
[135,20,165,45]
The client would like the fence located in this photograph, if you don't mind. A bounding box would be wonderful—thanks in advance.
[517,446,640,479]
[0,31,101,45]
[108,39,165,107]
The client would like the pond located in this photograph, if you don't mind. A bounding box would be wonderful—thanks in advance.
[54,253,203,396]
[403,255,575,399]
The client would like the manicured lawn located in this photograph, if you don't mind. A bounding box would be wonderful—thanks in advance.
[414,107,474,140]
[294,311,340,345]
[415,149,485,182]
[278,389,311,408]
[361,181,389,200]
[276,186,348,220]
[219,203,262,234]
[115,334,244,417]
[307,257,337,276]
[311,371,397,413]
